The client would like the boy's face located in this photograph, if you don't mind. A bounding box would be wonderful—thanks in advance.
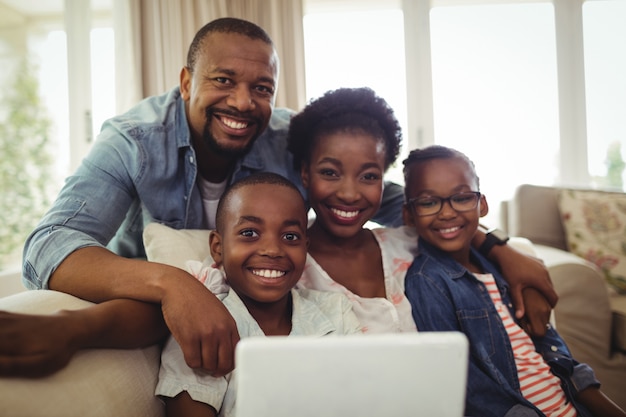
[210,183,308,306]
[301,131,386,239]
[403,157,488,259]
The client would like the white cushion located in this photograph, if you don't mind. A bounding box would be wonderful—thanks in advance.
[143,222,210,267]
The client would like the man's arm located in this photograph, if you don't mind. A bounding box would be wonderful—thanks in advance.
[0,247,239,377]
[372,180,405,227]
[13,122,240,377]
[49,247,240,375]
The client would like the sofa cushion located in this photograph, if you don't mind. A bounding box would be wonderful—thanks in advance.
[143,222,211,268]
[558,189,626,294]
[610,292,626,352]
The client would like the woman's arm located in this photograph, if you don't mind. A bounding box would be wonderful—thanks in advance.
[472,230,558,337]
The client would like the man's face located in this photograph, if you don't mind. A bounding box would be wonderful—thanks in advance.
[180,32,278,158]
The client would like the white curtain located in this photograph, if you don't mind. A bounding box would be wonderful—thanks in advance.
[114,0,306,113]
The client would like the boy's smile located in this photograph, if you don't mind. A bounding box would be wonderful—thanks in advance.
[210,182,308,309]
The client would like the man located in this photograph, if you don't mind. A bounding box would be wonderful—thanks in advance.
[0,18,555,378]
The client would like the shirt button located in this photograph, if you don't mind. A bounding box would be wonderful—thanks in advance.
[551,345,558,352]
[189,156,194,164]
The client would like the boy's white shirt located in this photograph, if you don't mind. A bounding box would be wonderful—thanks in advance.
[155,259,361,416]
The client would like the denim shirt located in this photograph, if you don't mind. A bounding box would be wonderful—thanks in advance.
[23,87,404,289]
[405,239,599,417]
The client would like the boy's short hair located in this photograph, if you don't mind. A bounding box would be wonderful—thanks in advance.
[287,87,402,171]
[215,172,306,233]
[402,145,480,201]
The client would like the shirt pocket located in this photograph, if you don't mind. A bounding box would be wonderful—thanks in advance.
[457,308,497,359]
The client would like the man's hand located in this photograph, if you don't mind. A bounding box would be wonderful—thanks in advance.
[160,275,240,377]
[0,311,80,377]
[489,244,558,337]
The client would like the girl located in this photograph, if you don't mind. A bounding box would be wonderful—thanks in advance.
[287,87,554,334]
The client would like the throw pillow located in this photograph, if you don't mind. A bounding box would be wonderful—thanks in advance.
[558,189,626,294]
[143,222,211,268]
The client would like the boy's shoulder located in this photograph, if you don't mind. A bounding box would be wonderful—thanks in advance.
[292,288,361,335]
[293,287,351,307]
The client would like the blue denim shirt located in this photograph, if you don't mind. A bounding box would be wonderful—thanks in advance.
[23,87,404,289]
[405,239,599,417]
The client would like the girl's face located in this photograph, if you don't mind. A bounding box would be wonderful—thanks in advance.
[301,130,386,239]
[403,157,488,262]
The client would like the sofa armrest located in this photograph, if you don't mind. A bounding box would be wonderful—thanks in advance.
[534,245,614,358]
[0,290,164,417]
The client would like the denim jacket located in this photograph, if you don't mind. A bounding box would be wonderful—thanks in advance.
[405,239,599,417]
[23,87,404,289]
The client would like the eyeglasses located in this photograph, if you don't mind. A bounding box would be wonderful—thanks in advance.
[407,192,481,217]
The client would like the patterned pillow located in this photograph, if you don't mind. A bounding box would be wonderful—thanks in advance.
[558,189,626,294]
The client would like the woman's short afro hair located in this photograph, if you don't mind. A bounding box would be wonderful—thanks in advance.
[287,87,402,171]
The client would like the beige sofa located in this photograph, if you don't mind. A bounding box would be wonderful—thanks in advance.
[502,183,626,409]
[2,211,626,415]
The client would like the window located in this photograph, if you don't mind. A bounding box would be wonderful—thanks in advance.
[429,2,560,226]
[583,0,626,190]
[0,0,115,272]
[304,0,626,229]
[303,0,408,185]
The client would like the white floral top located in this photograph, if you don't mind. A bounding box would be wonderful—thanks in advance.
[296,226,419,333]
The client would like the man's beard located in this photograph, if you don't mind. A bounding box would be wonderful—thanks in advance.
[202,109,259,158]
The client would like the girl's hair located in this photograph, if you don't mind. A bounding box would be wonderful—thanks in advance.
[402,145,480,200]
[287,87,402,171]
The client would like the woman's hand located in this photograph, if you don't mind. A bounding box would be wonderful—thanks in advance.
[489,244,558,337]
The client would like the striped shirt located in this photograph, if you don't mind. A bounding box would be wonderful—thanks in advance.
[475,273,576,417]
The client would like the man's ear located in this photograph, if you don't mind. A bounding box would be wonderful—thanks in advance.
[179,66,192,101]
[479,194,489,218]
[402,204,415,227]
[209,230,223,266]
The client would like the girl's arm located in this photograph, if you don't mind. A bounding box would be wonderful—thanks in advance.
[576,386,626,417]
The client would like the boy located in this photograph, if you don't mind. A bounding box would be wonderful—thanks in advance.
[156,172,361,417]
[402,145,625,417]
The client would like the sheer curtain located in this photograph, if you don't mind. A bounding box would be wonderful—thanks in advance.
[114,0,306,113]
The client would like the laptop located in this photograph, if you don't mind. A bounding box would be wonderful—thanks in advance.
[235,332,468,417]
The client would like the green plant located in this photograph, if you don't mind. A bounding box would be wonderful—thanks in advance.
[0,60,55,268]
[605,141,625,190]
[592,141,625,191]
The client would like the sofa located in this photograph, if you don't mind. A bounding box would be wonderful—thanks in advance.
[1,202,626,415]
[0,225,210,417]
[501,183,626,409]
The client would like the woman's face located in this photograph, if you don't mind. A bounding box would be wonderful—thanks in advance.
[301,130,386,240]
